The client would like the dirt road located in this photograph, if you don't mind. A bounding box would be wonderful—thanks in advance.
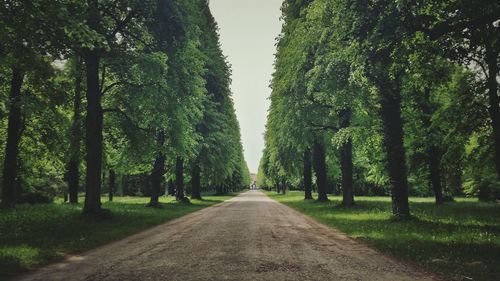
[14,190,437,281]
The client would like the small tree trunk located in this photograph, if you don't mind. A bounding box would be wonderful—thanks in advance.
[67,58,83,204]
[313,140,329,202]
[191,163,201,200]
[486,44,500,180]
[418,88,444,204]
[339,109,354,207]
[175,157,185,201]
[427,147,443,204]
[1,68,24,209]
[215,185,223,196]
[108,169,115,202]
[448,165,463,196]
[378,79,410,217]
[168,180,175,197]
[303,149,313,200]
[148,132,165,207]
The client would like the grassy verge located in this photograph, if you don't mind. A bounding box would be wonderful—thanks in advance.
[0,194,235,280]
[266,191,500,281]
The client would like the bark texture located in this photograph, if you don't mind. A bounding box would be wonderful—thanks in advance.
[83,49,104,215]
[339,109,354,207]
[67,59,83,204]
[149,132,165,206]
[108,169,115,202]
[82,0,107,215]
[313,140,328,202]
[1,68,24,208]
[176,157,186,201]
[303,149,313,200]
[486,44,500,181]
[191,164,201,200]
[378,81,410,216]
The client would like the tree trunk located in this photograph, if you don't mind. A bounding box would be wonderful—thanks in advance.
[378,81,410,217]
[175,157,185,201]
[168,180,175,197]
[313,140,328,202]
[215,185,223,196]
[447,164,462,196]
[303,149,313,200]
[1,68,24,209]
[339,109,354,207]
[148,132,165,207]
[486,45,500,180]
[427,146,443,204]
[418,89,444,204]
[82,0,105,216]
[83,49,104,215]
[108,169,115,202]
[67,58,82,204]
[191,163,201,200]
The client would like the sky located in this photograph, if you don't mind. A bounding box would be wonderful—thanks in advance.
[208,0,283,173]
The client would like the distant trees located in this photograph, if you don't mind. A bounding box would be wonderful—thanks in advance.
[259,0,500,216]
[0,0,250,213]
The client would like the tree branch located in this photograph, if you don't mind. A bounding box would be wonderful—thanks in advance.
[413,12,500,40]
[121,29,156,50]
[101,80,161,96]
[102,108,154,134]
[308,123,338,132]
[306,93,334,109]
[108,9,138,39]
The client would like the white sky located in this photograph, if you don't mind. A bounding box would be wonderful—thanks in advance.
[209,0,283,173]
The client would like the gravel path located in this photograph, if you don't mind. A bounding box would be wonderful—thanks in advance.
[14,190,437,281]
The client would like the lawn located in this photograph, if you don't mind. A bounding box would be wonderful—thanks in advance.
[0,194,235,280]
[266,191,500,281]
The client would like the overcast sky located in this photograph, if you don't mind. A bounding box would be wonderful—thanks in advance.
[209,0,283,173]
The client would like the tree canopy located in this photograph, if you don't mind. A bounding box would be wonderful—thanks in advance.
[0,0,250,213]
[259,0,500,216]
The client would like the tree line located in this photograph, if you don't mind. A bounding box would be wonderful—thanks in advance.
[0,0,250,215]
[258,0,499,217]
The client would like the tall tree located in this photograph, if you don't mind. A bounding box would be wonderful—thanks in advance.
[78,0,156,215]
[0,0,66,208]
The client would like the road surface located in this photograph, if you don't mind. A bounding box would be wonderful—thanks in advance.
[14,190,437,281]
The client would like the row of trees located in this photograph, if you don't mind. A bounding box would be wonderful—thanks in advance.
[258,0,499,216]
[0,0,250,214]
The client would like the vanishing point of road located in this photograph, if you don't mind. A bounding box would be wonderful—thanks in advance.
[15,190,437,281]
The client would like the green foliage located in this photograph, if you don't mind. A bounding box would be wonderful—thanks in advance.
[0,0,249,205]
[259,0,500,203]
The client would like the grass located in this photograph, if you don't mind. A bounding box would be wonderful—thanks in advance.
[266,191,500,281]
[0,194,235,280]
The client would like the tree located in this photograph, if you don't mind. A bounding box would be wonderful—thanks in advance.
[66,58,83,204]
[0,0,67,208]
[410,0,500,180]
[76,0,157,215]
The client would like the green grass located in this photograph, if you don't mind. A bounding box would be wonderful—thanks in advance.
[0,194,235,280]
[266,191,500,281]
